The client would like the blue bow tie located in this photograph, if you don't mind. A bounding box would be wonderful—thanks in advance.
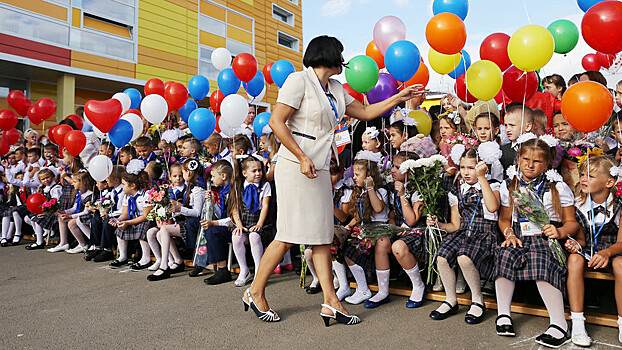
[128,193,140,218]
[140,153,155,165]
[169,185,187,200]
[74,190,82,210]
[242,183,260,214]
[218,183,231,217]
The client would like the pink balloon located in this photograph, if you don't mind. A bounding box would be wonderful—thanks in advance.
[373,16,407,55]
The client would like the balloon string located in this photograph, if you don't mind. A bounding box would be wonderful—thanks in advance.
[156,125,171,178]
[522,0,532,24]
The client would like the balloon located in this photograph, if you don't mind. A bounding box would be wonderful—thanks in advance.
[373,16,407,55]
[0,139,8,156]
[404,62,430,88]
[144,78,165,96]
[26,193,46,215]
[232,53,258,83]
[547,19,579,54]
[84,99,123,133]
[447,50,471,79]
[345,55,380,93]
[48,125,58,144]
[409,110,433,136]
[454,73,478,103]
[215,115,222,133]
[367,73,399,117]
[433,0,469,20]
[0,109,18,130]
[344,83,365,104]
[89,155,114,182]
[34,98,56,120]
[480,33,512,71]
[508,25,555,72]
[578,0,606,12]
[263,63,274,85]
[64,130,86,156]
[219,117,235,138]
[253,112,271,137]
[188,75,210,101]
[466,60,503,101]
[247,84,266,102]
[426,12,467,55]
[366,41,385,69]
[582,53,601,71]
[7,90,31,117]
[243,71,265,98]
[110,92,130,114]
[164,82,188,111]
[210,90,225,113]
[211,47,232,71]
[53,124,72,149]
[494,90,504,104]
[120,112,143,142]
[27,106,43,125]
[65,114,83,131]
[384,40,421,82]
[188,108,217,140]
[428,48,461,75]
[271,60,296,88]
[123,88,142,110]
[596,52,615,68]
[217,68,242,96]
[108,119,133,148]
[3,128,19,145]
[178,99,197,123]
[140,94,168,125]
[582,1,622,54]
[220,94,249,128]
[503,66,539,102]
[561,81,613,132]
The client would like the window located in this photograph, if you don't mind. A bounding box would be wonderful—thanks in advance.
[277,31,299,51]
[82,0,135,25]
[286,0,298,5]
[199,15,226,37]
[272,4,294,26]
[0,6,69,46]
[198,46,220,81]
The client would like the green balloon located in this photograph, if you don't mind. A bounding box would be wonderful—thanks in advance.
[547,19,579,54]
[345,55,379,93]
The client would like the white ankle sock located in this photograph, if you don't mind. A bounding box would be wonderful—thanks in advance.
[368,269,390,302]
[348,264,370,294]
[570,312,586,336]
[404,265,425,302]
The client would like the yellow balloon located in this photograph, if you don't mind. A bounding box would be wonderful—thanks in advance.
[508,24,554,72]
[408,110,432,136]
[428,48,461,75]
[466,60,503,101]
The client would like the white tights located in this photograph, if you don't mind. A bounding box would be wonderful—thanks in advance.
[23,216,44,245]
[231,232,263,279]
[2,216,15,240]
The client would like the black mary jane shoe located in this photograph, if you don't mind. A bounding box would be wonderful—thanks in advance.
[0,238,8,247]
[305,285,322,294]
[130,261,153,271]
[170,262,185,274]
[25,242,46,250]
[535,324,571,348]
[147,268,171,281]
[495,315,516,337]
[465,302,486,325]
[10,235,21,246]
[109,259,129,269]
[429,301,459,320]
[84,249,101,261]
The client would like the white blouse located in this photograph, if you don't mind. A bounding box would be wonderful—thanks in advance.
[244,180,271,210]
[122,191,149,218]
[500,180,574,222]
[368,187,389,223]
[66,190,94,218]
[43,183,62,200]
[576,194,619,227]
[179,185,206,218]
[448,182,500,221]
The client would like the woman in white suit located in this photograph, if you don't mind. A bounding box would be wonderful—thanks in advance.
[243,36,423,326]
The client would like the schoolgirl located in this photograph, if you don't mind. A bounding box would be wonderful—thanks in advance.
[23,168,62,250]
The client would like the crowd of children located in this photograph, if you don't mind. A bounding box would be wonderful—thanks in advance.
[4,71,622,348]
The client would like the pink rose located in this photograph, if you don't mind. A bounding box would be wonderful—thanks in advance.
[568,147,582,157]
[525,207,533,214]
[197,246,207,255]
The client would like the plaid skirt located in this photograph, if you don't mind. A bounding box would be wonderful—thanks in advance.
[397,230,428,261]
[342,222,398,274]
[32,213,59,230]
[78,213,93,226]
[115,220,151,241]
[9,204,29,217]
[0,202,12,217]
[59,184,74,210]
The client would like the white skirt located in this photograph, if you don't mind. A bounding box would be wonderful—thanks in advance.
[274,157,333,245]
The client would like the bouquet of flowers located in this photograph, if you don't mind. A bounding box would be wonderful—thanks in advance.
[512,187,566,266]
[444,134,478,147]
[41,197,60,215]
[145,183,175,222]
[92,197,114,214]
[565,144,604,168]
[347,224,420,255]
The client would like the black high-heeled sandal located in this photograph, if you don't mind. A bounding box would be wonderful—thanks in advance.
[496,314,516,337]
[320,303,360,327]
[244,288,280,322]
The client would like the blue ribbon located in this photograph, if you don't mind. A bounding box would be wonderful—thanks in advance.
[218,182,230,218]
[74,190,82,211]
[169,184,187,202]
[243,183,260,214]
[140,153,156,165]
[128,193,139,218]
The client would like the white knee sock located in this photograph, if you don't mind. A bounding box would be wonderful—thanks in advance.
[617,316,622,342]
[536,280,568,338]
[33,223,44,245]
[232,234,249,278]
[458,256,484,316]
[305,249,319,288]
[436,257,457,313]
[138,240,151,265]
[2,216,11,239]
[12,212,22,241]
[348,264,370,294]
[280,249,292,266]
[248,232,263,277]
[117,238,128,261]
[369,269,390,302]
[570,312,587,336]
[333,261,350,300]
[495,277,515,326]
[404,265,425,302]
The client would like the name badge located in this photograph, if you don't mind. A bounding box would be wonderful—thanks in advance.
[519,219,542,236]
[335,127,351,147]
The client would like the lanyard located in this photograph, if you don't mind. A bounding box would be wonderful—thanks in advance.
[590,199,607,252]
[460,187,482,232]
[520,178,545,195]
[317,77,340,122]
[395,193,406,226]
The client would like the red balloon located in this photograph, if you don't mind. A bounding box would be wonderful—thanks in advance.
[480,33,512,72]
[26,193,46,215]
[502,66,539,102]
[561,81,614,133]
[164,81,174,90]
[582,53,601,71]
[3,128,19,145]
[48,125,58,144]
[164,82,189,111]
[263,63,274,85]
[596,52,615,68]
[582,1,622,54]
[84,99,123,133]
[65,114,83,130]
[215,115,222,133]
[144,78,165,96]
[34,98,57,120]
[344,83,365,104]
[7,90,32,117]
[0,139,8,156]
[53,124,73,149]
[124,109,143,118]
[404,63,430,88]
[232,53,258,83]
[0,109,18,130]
[64,130,86,157]
[454,73,477,103]
[27,105,43,125]
[494,90,504,104]
[210,90,225,114]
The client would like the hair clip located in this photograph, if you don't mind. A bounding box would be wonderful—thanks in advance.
[539,134,559,148]
[126,159,145,175]
[354,150,382,163]
[187,159,199,171]
[235,154,249,160]
[364,126,380,140]
[477,141,502,164]
[516,132,537,145]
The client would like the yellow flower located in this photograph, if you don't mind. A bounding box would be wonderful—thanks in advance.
[576,148,604,168]
[147,124,163,136]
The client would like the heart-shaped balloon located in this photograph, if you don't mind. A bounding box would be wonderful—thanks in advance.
[27,105,43,125]
[34,98,57,120]
[84,99,123,133]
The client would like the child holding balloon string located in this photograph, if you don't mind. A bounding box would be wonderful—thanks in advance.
[22,168,62,250]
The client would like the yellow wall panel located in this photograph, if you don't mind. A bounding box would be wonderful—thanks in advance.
[83,17,131,38]
[3,0,67,22]
[136,64,189,83]
[140,0,186,17]
[138,19,188,39]
[200,1,226,21]
[71,51,135,78]
[138,37,194,57]
[75,89,112,106]
[199,31,226,48]
[227,12,252,31]
[227,26,252,45]
[71,8,81,28]
[140,28,188,48]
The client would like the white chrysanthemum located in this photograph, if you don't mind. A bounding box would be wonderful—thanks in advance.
[126,159,145,175]
[478,141,502,164]
[450,144,466,166]
[161,129,180,144]
[611,166,622,178]
[364,126,380,139]
[355,150,382,163]
[506,165,517,180]
[545,169,563,183]
[539,134,559,148]
[156,207,167,217]
[430,154,448,166]
[399,159,418,174]
[516,132,537,145]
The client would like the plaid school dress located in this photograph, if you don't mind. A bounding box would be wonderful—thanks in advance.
[76,192,94,225]
[437,183,499,281]
[0,187,20,217]
[574,196,622,254]
[170,184,188,243]
[58,181,74,211]
[494,175,567,291]
[393,189,428,262]
[115,191,150,241]
[233,182,274,245]
[9,187,32,217]
[31,184,63,230]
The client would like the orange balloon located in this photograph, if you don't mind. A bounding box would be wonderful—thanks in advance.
[561,81,613,133]
[366,41,385,69]
[404,62,429,87]
[425,13,467,55]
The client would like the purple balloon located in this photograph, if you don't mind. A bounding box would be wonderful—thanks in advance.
[366,73,399,117]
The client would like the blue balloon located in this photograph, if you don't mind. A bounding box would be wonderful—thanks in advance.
[384,40,421,83]
[433,0,469,20]
[447,50,471,79]
[271,60,295,88]
[123,88,142,110]
[577,0,605,12]
[243,71,265,98]
[179,99,197,123]
[109,119,133,148]
[188,75,210,101]
[188,108,216,141]
[217,68,241,96]
[253,112,271,137]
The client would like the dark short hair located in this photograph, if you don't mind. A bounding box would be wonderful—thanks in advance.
[303,35,344,69]
[59,119,77,130]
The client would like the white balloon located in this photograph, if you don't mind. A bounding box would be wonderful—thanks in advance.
[211,47,232,71]
[121,113,143,142]
[140,94,167,125]
[84,113,106,139]
[246,85,266,103]
[112,92,131,114]
[219,117,235,138]
[221,94,249,128]
[89,155,113,181]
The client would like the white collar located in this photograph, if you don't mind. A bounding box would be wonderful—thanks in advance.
[219,148,230,157]
[173,184,186,192]
[460,181,481,193]
[114,184,123,193]
[592,193,613,207]
[80,190,93,198]
[244,180,260,188]
[44,182,58,192]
